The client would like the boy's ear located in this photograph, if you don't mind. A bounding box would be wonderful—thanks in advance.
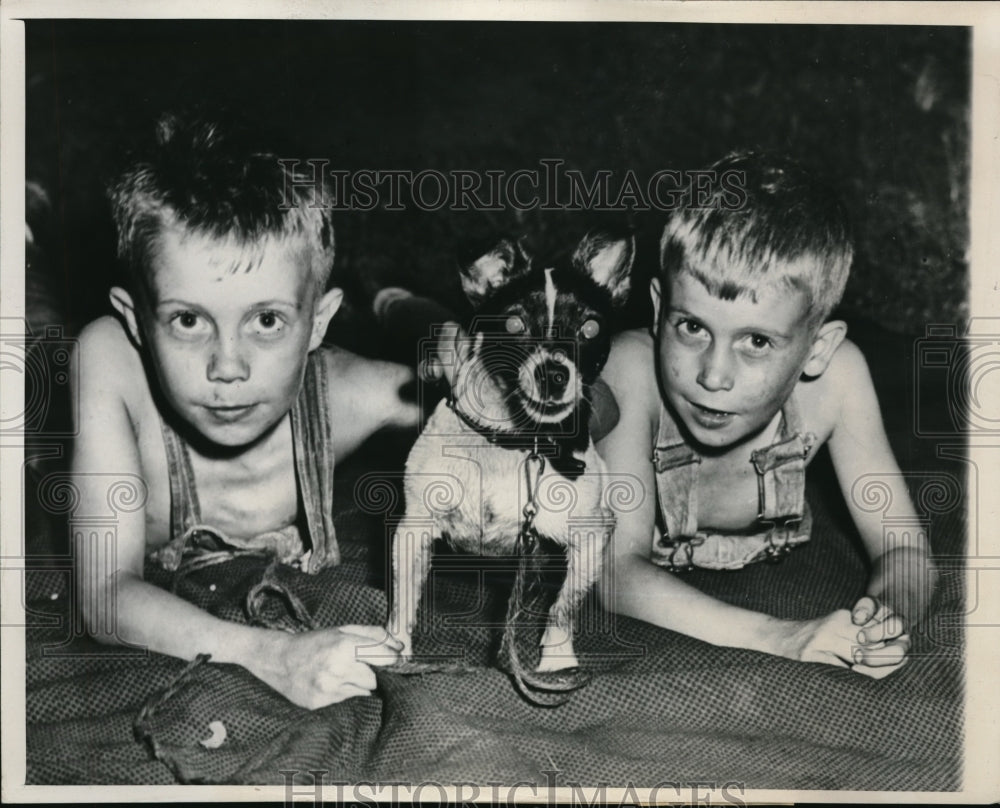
[574,232,633,306]
[649,276,662,325]
[309,287,344,351]
[803,319,848,377]
[109,287,142,346]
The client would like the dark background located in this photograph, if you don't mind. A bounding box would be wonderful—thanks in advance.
[25,20,969,346]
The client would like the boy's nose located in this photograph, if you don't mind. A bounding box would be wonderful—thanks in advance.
[207,339,250,383]
[696,345,734,392]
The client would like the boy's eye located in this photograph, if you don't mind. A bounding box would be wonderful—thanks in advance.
[675,319,708,339]
[738,333,775,357]
[169,311,208,334]
[580,319,601,339]
[505,315,526,335]
[252,311,285,334]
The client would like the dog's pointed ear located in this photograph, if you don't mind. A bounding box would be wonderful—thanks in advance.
[573,232,634,306]
[460,238,530,307]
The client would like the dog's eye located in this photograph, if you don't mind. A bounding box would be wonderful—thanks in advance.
[505,315,526,335]
[580,319,601,339]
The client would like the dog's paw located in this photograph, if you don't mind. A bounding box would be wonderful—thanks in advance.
[386,628,413,660]
[536,650,579,673]
[537,625,577,672]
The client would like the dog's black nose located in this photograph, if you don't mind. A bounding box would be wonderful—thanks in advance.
[536,359,570,397]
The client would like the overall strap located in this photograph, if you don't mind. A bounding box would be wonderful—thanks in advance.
[651,403,700,544]
[749,392,816,524]
[291,350,340,573]
[153,416,205,571]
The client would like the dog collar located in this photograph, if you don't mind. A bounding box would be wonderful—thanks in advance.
[445,395,587,479]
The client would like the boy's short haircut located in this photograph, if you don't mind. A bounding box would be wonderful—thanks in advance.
[660,150,853,327]
[108,113,336,302]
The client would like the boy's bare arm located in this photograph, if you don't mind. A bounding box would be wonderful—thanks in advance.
[826,341,938,631]
[72,321,398,708]
[323,347,423,457]
[322,324,464,457]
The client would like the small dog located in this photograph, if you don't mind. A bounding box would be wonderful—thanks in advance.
[388,231,632,700]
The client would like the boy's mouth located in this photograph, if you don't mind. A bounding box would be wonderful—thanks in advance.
[204,403,258,423]
[688,401,736,429]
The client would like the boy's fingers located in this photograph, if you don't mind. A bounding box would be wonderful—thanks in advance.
[357,645,401,666]
[852,636,910,667]
[339,625,403,666]
[439,321,462,341]
[868,603,892,628]
[318,661,378,693]
[418,357,444,382]
[851,596,879,625]
[333,682,374,702]
[436,322,463,355]
[856,614,905,645]
[433,322,465,386]
[340,624,403,649]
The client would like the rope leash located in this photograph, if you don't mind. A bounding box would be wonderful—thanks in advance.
[170,547,270,593]
[498,448,590,706]
[380,659,479,676]
[133,653,212,776]
[244,559,318,631]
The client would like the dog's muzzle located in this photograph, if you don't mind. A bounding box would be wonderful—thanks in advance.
[517,349,579,422]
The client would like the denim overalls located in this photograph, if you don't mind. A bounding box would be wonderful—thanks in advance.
[651,394,816,571]
[148,351,340,575]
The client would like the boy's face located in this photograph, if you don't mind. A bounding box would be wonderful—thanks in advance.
[121,227,340,448]
[653,270,837,450]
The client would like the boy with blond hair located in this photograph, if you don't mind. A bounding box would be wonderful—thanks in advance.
[72,115,420,708]
[596,151,936,675]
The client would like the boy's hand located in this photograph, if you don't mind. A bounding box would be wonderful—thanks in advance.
[850,595,911,678]
[254,625,402,710]
[791,609,862,668]
[788,609,909,679]
[419,322,465,387]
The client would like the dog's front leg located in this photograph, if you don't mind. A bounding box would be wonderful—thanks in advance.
[537,527,605,672]
[387,517,437,659]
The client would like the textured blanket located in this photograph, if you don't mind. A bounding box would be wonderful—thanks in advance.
[23,325,965,790]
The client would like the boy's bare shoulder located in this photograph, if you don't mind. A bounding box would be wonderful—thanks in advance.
[797,337,873,429]
[826,337,870,378]
[603,328,658,399]
[611,326,654,353]
[809,337,871,393]
[75,316,146,396]
[606,328,654,377]
[77,314,130,351]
